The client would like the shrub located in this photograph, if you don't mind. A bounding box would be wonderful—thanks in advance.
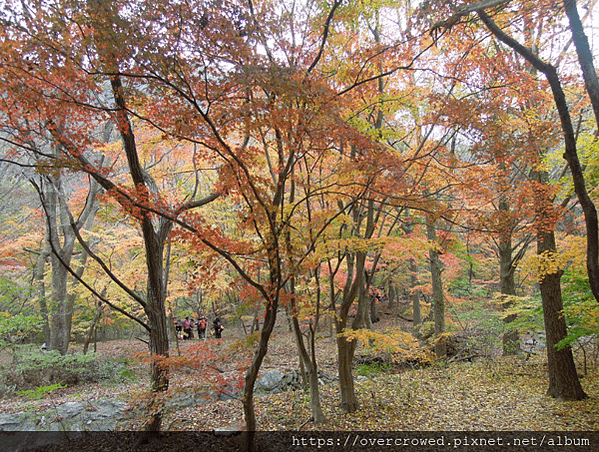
[0,347,137,393]
[17,383,67,400]
[356,361,392,378]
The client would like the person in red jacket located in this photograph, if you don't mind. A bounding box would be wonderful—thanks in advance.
[197,315,207,339]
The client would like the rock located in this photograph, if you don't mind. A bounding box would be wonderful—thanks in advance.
[0,399,130,432]
[258,369,286,392]
[257,368,338,394]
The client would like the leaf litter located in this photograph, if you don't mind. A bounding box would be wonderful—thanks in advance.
[2,330,598,432]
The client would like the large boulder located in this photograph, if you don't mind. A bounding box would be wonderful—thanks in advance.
[258,369,286,392]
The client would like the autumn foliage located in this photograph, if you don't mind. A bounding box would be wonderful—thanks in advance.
[1,0,599,447]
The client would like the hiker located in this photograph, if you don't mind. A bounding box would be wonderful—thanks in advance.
[197,315,207,339]
[175,318,182,339]
[213,317,223,339]
[183,317,193,340]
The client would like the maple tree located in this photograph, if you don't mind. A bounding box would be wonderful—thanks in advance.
[1,0,401,443]
[422,0,594,400]
[0,0,224,432]
[431,0,599,305]
[1,0,598,445]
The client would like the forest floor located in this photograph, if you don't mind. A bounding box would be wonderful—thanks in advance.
[2,312,599,432]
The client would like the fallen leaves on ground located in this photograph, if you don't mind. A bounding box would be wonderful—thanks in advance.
[2,328,599,433]
[166,354,599,432]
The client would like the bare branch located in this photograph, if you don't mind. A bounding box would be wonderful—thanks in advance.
[430,0,511,33]
[307,0,343,74]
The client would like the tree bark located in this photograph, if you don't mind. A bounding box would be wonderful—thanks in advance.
[427,217,446,358]
[83,297,103,355]
[337,333,359,412]
[291,317,326,423]
[477,9,599,304]
[563,0,599,131]
[33,239,51,346]
[335,250,365,414]
[42,169,99,355]
[387,283,397,310]
[242,287,278,451]
[537,229,588,401]
[404,212,421,328]
[498,196,520,355]
[410,264,421,327]
[109,73,172,432]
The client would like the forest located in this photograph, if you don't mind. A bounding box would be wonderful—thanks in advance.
[1,0,599,450]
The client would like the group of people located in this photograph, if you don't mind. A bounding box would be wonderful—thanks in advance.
[174,315,224,340]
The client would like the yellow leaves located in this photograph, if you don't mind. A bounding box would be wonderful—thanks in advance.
[339,327,431,363]
[433,331,454,347]
[518,250,562,282]
[566,299,599,331]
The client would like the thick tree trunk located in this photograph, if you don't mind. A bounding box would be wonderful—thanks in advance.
[427,217,446,358]
[108,73,173,433]
[537,230,588,401]
[46,174,76,356]
[333,193,375,414]
[336,334,359,413]
[370,293,380,324]
[478,9,599,304]
[334,251,366,414]
[387,283,396,310]
[138,215,171,432]
[49,256,72,355]
[34,242,51,346]
[145,292,170,431]
[355,280,372,330]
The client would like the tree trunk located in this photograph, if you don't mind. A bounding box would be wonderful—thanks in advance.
[370,294,380,324]
[242,292,278,452]
[499,196,520,355]
[34,241,51,346]
[49,253,72,355]
[500,242,520,355]
[478,9,599,304]
[387,283,396,310]
[83,299,103,355]
[355,279,372,330]
[563,0,599,130]
[333,193,375,414]
[537,230,588,401]
[410,262,421,328]
[334,251,365,414]
[427,217,446,358]
[291,318,325,423]
[145,290,170,431]
[107,73,173,434]
[336,334,359,413]
[405,212,421,328]
[46,173,76,356]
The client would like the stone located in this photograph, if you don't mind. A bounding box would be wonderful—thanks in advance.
[258,370,286,392]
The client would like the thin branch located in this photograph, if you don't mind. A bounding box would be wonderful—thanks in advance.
[307,0,343,74]
[32,182,150,332]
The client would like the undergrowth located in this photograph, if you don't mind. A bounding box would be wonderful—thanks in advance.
[0,346,138,397]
